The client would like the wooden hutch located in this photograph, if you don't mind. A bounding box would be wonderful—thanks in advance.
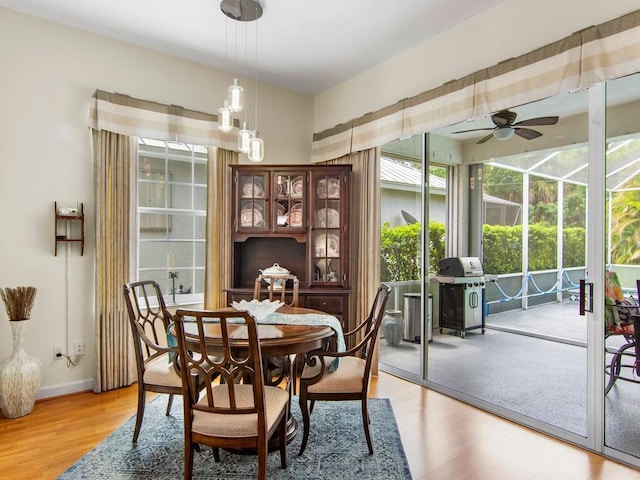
[227,164,352,335]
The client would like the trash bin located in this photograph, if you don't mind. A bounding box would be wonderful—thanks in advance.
[404,293,422,343]
[403,293,433,343]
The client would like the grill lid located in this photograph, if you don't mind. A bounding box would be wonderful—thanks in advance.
[438,257,484,277]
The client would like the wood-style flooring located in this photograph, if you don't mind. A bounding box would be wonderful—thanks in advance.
[0,372,638,480]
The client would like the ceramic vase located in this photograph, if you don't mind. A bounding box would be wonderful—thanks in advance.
[382,310,404,347]
[0,320,41,418]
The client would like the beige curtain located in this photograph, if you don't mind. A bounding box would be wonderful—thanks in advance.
[92,129,137,393]
[312,9,640,162]
[204,147,239,308]
[324,148,381,371]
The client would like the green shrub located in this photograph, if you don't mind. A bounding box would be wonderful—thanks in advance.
[380,222,421,282]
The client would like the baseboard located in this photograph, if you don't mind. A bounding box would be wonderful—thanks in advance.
[36,379,94,400]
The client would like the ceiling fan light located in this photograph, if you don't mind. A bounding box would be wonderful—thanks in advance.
[228,78,244,113]
[218,100,233,132]
[493,127,515,141]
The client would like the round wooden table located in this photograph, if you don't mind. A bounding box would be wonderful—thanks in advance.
[180,307,334,357]
[173,306,336,448]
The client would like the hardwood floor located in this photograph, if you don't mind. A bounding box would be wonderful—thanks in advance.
[0,373,638,479]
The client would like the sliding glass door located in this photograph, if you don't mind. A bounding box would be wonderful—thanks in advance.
[602,73,640,466]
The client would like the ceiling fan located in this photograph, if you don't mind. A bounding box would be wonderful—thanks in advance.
[452,110,559,144]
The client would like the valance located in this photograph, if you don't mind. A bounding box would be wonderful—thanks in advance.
[312,9,640,163]
[88,90,238,150]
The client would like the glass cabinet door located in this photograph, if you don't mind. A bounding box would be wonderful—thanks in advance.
[237,172,268,231]
[312,173,343,285]
[274,172,306,232]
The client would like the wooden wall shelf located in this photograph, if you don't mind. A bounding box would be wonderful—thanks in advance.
[54,201,84,256]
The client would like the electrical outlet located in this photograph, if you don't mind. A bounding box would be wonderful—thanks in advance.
[54,345,64,360]
[74,341,85,357]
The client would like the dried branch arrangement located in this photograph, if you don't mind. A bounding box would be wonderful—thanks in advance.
[0,286,38,321]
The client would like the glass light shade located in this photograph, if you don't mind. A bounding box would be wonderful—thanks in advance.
[238,122,253,153]
[493,127,515,141]
[248,132,264,162]
[228,78,244,113]
[218,100,233,132]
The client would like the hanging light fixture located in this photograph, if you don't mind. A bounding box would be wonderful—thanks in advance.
[228,78,244,113]
[218,100,233,132]
[247,0,263,162]
[219,0,264,160]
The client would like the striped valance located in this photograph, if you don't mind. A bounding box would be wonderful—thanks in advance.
[88,90,238,150]
[312,9,640,163]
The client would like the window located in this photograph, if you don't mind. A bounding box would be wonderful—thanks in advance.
[137,138,208,303]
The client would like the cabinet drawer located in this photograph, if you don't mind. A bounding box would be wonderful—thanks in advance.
[305,295,344,314]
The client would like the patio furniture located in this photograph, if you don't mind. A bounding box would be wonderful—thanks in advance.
[604,273,640,394]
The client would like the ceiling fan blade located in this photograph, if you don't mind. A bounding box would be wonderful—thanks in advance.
[513,127,542,140]
[513,116,559,127]
[451,127,495,134]
[476,132,495,144]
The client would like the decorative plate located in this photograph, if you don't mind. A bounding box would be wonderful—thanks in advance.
[315,233,339,257]
[291,176,303,198]
[242,177,264,198]
[240,206,263,227]
[288,203,303,226]
[316,177,340,199]
[315,208,339,228]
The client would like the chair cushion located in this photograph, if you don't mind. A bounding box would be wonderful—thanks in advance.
[143,354,182,388]
[302,356,367,394]
[191,384,289,438]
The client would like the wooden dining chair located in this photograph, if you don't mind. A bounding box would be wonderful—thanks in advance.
[173,308,289,480]
[297,283,391,456]
[123,280,183,443]
[254,274,300,307]
[254,273,300,392]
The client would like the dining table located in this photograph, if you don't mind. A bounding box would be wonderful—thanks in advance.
[170,304,344,447]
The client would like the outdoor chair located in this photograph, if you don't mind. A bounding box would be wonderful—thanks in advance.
[297,283,390,456]
[604,272,640,394]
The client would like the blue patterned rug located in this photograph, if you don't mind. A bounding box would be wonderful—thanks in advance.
[58,395,412,479]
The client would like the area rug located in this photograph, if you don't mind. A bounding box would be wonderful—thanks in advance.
[58,395,412,479]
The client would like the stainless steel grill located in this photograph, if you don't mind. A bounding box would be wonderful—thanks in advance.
[434,257,486,338]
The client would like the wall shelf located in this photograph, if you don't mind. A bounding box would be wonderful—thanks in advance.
[55,201,84,256]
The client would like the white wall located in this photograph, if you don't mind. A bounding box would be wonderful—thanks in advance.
[313,0,640,133]
[0,8,313,398]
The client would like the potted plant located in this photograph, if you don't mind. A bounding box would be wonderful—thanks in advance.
[0,286,41,418]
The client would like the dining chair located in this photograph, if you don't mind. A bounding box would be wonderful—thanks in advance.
[254,274,300,307]
[123,280,182,443]
[173,308,289,480]
[254,273,300,392]
[297,283,391,456]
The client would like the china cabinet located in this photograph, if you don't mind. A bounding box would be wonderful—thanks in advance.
[228,165,352,335]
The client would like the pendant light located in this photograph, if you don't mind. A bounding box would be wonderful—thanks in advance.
[247,0,263,162]
[218,100,233,132]
[228,78,244,113]
[219,0,264,160]
[238,122,253,153]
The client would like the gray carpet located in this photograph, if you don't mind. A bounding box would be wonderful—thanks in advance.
[58,395,412,479]
[380,315,640,459]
